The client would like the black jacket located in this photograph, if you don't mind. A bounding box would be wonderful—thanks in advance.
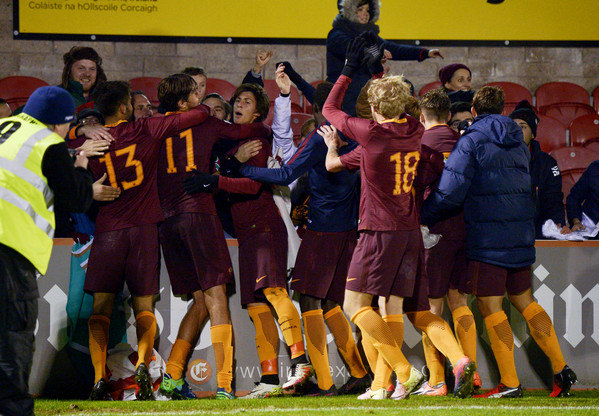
[529,139,565,237]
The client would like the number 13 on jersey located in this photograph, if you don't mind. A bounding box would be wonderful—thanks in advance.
[99,144,144,190]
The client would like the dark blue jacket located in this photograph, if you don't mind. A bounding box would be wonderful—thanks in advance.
[421,113,536,268]
[326,16,428,116]
[240,124,359,232]
[566,160,599,225]
[529,139,566,237]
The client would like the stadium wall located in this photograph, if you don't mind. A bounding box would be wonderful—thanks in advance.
[1,0,599,94]
[32,239,599,398]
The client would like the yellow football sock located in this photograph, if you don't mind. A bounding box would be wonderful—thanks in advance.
[485,311,519,388]
[211,324,234,391]
[303,310,333,390]
[324,306,367,378]
[166,339,192,380]
[263,287,305,358]
[383,314,412,383]
[248,304,279,375]
[135,311,157,368]
[408,311,464,366]
[422,332,446,386]
[88,314,110,383]
[452,305,477,365]
[522,302,566,374]
[351,307,411,382]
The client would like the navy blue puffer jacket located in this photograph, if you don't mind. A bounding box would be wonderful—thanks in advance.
[421,113,536,268]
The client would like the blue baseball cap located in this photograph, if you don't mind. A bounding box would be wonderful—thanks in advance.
[23,86,76,125]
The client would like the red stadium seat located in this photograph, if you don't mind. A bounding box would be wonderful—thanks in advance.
[584,141,599,155]
[262,79,301,107]
[0,76,49,111]
[539,103,596,128]
[560,172,579,204]
[569,114,599,147]
[535,82,590,110]
[206,78,237,101]
[290,112,313,141]
[129,77,161,108]
[592,85,599,112]
[550,146,599,204]
[536,115,568,153]
[485,81,532,107]
[550,146,598,174]
[418,81,442,97]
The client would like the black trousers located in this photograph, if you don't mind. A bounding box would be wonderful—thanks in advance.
[0,243,38,416]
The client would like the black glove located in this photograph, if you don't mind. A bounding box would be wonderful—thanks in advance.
[276,61,302,85]
[341,36,367,78]
[219,154,243,177]
[182,170,220,194]
[360,31,385,75]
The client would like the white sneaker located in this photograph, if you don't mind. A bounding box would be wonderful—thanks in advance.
[240,382,282,399]
[357,388,386,400]
[282,363,313,391]
[390,380,408,400]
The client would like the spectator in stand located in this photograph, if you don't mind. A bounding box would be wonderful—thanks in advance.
[61,46,107,108]
[203,93,233,122]
[131,91,153,121]
[439,64,472,93]
[566,160,599,232]
[0,98,12,118]
[326,0,443,115]
[182,67,208,102]
[509,101,570,237]
[448,101,474,133]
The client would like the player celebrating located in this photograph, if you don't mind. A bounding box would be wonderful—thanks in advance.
[183,84,313,398]
[321,35,476,400]
[84,81,210,401]
[156,73,270,400]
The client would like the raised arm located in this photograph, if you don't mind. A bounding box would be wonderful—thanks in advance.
[277,60,315,104]
[271,63,296,162]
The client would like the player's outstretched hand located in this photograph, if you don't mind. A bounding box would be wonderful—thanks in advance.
[342,36,367,78]
[235,140,262,163]
[428,49,444,59]
[183,170,220,194]
[275,61,302,85]
[93,173,121,201]
[79,124,115,142]
[275,64,291,95]
[318,124,346,149]
[77,139,111,157]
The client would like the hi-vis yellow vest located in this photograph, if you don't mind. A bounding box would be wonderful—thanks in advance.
[0,114,64,274]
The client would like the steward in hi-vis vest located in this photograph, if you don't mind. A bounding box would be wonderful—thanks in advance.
[0,86,94,416]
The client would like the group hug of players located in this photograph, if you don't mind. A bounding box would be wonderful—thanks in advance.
[83,33,576,402]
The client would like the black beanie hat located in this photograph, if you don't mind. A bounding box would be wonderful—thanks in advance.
[509,100,539,137]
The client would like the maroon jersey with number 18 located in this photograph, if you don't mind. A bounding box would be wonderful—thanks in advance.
[324,75,424,232]
[157,116,270,218]
[88,106,209,233]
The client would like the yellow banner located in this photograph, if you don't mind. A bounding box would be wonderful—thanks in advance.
[16,0,599,41]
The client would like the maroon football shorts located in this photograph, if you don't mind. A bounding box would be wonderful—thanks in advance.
[85,224,160,296]
[465,260,532,297]
[403,248,431,313]
[238,230,288,305]
[291,229,357,305]
[345,229,421,299]
[425,238,468,298]
[159,212,233,296]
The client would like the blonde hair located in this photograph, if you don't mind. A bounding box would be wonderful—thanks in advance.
[367,75,411,120]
